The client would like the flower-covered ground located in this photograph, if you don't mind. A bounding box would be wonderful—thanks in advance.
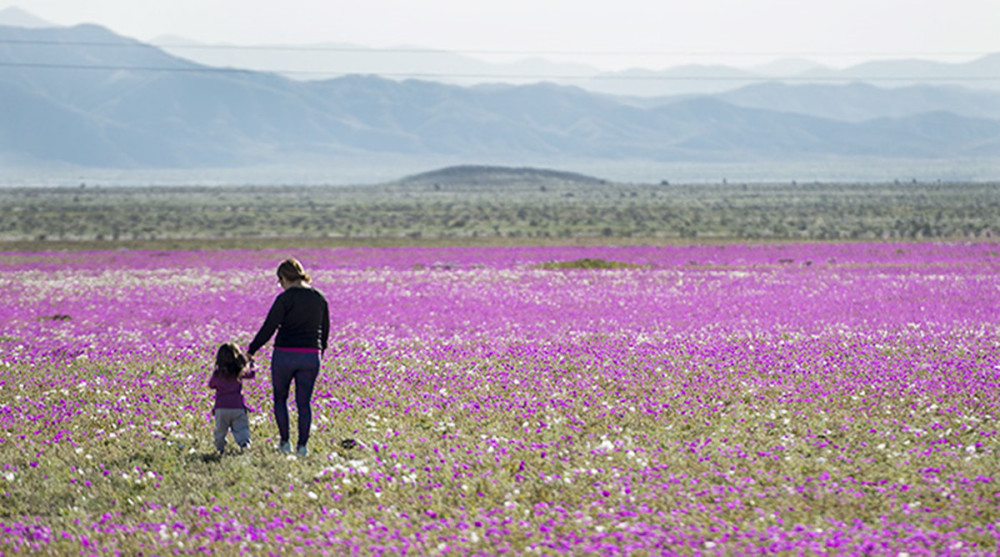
[0,243,998,555]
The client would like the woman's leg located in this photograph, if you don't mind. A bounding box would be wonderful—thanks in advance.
[270,352,296,445]
[293,357,320,449]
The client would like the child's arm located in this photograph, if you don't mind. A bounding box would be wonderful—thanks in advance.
[208,372,221,390]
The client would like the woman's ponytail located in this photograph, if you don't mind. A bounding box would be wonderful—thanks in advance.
[277,258,311,283]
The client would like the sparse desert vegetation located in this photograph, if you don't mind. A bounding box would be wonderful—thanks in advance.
[1,171,997,250]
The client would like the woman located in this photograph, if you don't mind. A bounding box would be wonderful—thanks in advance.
[248,258,329,457]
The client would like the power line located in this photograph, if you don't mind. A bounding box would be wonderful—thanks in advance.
[0,61,256,74]
[0,61,997,82]
[0,37,993,59]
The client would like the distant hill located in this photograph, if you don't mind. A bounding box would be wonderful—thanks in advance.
[0,6,53,28]
[709,82,1000,122]
[585,54,1000,97]
[586,64,765,97]
[398,165,607,186]
[150,35,601,86]
[807,54,1000,91]
[0,24,998,170]
[150,31,1000,97]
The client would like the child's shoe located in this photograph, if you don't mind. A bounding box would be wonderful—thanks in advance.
[296,445,308,457]
[278,441,292,454]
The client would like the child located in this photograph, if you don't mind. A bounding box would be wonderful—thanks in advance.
[208,342,256,454]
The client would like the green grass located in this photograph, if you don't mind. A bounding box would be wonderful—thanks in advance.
[533,258,650,270]
[2,342,999,553]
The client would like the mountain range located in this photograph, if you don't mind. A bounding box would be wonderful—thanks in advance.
[582,56,1000,97]
[144,39,1000,98]
[144,32,1000,97]
[0,12,998,173]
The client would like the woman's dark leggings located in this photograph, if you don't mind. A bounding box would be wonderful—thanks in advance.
[270,349,321,448]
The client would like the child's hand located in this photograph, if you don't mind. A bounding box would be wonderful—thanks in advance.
[243,362,258,380]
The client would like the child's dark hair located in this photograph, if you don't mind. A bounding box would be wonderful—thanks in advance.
[215,342,248,380]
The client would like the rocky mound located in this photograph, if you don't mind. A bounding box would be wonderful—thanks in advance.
[398,165,607,187]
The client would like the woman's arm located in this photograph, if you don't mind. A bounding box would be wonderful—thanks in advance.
[248,295,285,356]
[321,299,330,353]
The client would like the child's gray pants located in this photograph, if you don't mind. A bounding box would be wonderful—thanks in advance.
[214,408,250,453]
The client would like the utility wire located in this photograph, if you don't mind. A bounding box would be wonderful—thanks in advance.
[0,38,994,80]
[0,61,996,81]
[0,37,993,59]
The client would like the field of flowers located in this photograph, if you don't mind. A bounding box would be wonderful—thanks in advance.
[1,242,999,555]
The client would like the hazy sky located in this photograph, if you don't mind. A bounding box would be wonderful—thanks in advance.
[3,0,998,69]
